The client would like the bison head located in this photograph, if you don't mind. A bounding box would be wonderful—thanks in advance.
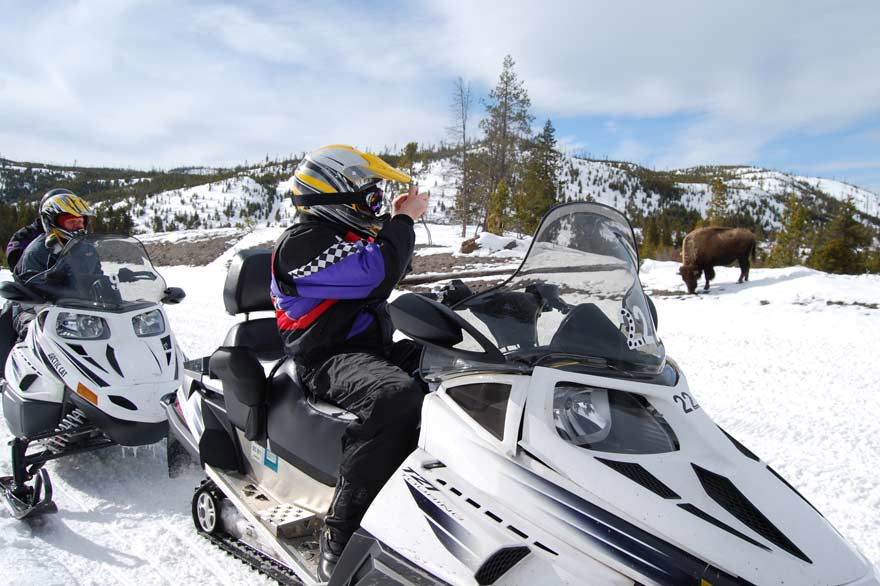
[678,265,701,294]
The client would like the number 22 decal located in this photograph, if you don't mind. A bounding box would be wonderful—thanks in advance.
[674,392,700,414]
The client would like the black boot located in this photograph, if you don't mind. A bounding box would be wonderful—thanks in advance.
[318,526,346,582]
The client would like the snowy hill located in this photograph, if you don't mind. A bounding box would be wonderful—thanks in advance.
[413,156,880,232]
[0,223,878,584]
[3,153,879,256]
[118,176,295,233]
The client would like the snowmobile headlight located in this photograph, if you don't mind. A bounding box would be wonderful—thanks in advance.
[552,383,680,454]
[56,312,109,340]
[132,309,165,337]
[553,386,613,446]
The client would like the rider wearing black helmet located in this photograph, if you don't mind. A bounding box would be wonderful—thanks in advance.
[15,189,96,283]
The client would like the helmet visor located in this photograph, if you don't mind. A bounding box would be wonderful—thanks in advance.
[359,185,384,215]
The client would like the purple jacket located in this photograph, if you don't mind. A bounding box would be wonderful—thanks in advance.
[5,220,44,270]
[271,215,415,368]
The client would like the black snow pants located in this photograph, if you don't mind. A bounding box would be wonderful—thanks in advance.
[300,339,425,544]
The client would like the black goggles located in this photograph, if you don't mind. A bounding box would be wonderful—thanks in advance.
[292,185,384,214]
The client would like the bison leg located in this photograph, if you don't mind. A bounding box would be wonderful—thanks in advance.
[738,257,751,284]
[703,266,715,291]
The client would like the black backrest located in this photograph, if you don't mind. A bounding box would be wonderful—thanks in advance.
[209,346,268,440]
[223,248,274,315]
[223,318,285,362]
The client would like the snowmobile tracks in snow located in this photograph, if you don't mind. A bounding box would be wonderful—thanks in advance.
[199,529,305,586]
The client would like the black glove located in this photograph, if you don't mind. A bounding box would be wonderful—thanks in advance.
[118,267,135,283]
[437,279,473,307]
[526,283,570,314]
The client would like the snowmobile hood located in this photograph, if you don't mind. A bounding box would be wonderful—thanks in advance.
[514,365,875,586]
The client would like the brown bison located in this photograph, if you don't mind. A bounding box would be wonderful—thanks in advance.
[679,227,757,294]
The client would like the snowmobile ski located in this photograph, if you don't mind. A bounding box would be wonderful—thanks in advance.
[0,467,57,520]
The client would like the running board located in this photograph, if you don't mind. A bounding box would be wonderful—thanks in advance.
[205,465,322,586]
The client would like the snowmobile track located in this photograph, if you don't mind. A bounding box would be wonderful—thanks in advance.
[199,529,304,586]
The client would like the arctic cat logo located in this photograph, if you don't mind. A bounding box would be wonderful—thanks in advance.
[47,353,68,377]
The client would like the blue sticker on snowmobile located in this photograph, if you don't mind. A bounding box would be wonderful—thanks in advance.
[263,448,279,472]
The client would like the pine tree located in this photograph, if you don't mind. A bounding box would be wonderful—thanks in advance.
[513,120,561,235]
[640,216,660,260]
[399,142,419,178]
[463,152,492,237]
[766,194,811,267]
[479,55,533,229]
[866,245,880,274]
[486,179,509,235]
[705,179,729,225]
[808,199,872,274]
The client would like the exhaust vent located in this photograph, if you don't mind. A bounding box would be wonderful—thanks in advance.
[596,458,680,499]
[106,345,124,377]
[677,503,770,551]
[19,374,38,392]
[474,546,530,585]
[692,464,811,563]
[108,395,137,411]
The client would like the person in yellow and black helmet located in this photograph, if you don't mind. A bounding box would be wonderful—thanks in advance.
[290,144,412,238]
[274,145,429,580]
[15,190,96,283]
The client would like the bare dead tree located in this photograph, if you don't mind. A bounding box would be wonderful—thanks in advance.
[448,77,474,237]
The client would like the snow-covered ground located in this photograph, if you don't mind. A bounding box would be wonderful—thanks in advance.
[1,225,878,584]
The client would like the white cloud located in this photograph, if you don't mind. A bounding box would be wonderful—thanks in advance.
[0,0,878,171]
[426,0,880,166]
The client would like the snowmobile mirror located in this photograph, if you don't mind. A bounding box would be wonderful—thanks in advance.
[0,281,44,304]
[389,293,505,364]
[161,287,186,305]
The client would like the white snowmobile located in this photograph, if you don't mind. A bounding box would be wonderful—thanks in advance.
[0,234,185,519]
[167,203,878,586]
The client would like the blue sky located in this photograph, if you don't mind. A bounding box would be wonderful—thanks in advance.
[1,0,879,192]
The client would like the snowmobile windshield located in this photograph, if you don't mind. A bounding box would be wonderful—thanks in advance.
[422,203,665,380]
[30,234,168,310]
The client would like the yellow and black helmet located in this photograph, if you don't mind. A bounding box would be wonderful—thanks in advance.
[291,145,411,237]
[40,189,96,244]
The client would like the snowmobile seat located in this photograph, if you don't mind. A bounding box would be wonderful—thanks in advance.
[223,319,284,362]
[266,359,356,486]
[209,347,268,441]
[222,248,284,362]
